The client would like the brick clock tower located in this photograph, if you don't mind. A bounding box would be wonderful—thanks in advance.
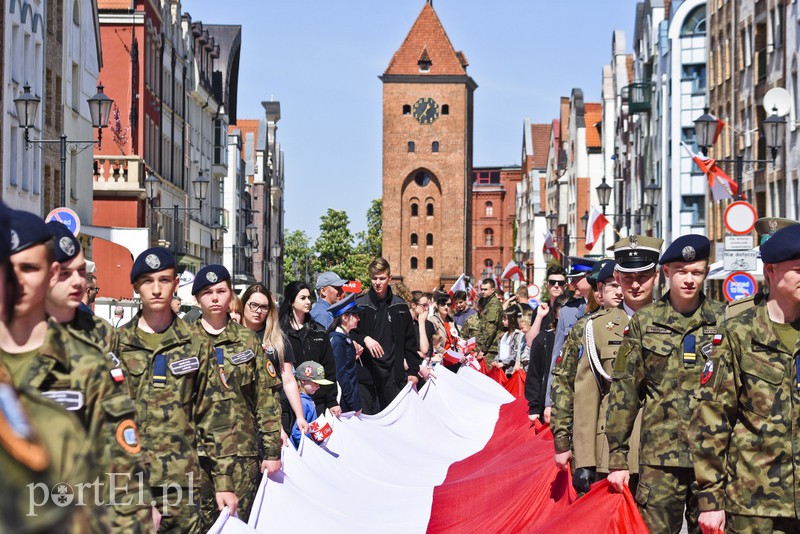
[380,2,476,290]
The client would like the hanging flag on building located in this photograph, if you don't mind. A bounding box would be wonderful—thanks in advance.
[585,206,610,250]
[542,230,561,260]
[712,117,726,145]
[681,141,738,201]
[500,260,526,282]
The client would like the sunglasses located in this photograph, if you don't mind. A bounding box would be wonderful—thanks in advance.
[547,280,567,287]
[87,287,100,294]
[247,302,269,313]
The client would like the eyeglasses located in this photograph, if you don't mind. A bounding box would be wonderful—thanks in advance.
[247,302,269,313]
[87,287,100,294]
[547,280,567,287]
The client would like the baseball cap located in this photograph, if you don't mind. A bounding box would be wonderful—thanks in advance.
[294,361,334,385]
[315,271,348,290]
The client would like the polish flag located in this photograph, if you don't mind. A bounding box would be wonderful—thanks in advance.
[500,260,526,282]
[681,141,738,201]
[542,230,561,260]
[712,117,725,145]
[585,206,610,251]
[210,368,648,534]
[448,273,467,297]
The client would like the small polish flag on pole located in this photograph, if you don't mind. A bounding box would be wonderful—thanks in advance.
[542,231,561,260]
[449,273,467,297]
[500,261,525,282]
[680,141,738,201]
[585,206,610,251]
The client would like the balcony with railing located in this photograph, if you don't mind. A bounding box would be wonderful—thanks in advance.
[622,82,652,113]
[93,156,145,196]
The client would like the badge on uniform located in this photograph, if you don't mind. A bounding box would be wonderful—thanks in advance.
[110,368,125,383]
[169,357,200,376]
[700,359,714,385]
[795,356,800,391]
[683,335,697,366]
[606,321,617,331]
[41,390,84,411]
[0,383,49,471]
[623,325,630,336]
[646,326,671,334]
[701,343,713,358]
[153,354,167,388]
[115,419,142,454]
[266,360,277,378]
[577,346,584,361]
[215,348,231,390]
[712,333,723,345]
[230,349,255,365]
[555,350,564,366]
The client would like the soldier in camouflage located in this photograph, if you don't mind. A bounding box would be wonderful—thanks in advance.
[606,234,725,534]
[42,220,155,531]
[192,265,282,526]
[476,278,503,362]
[692,224,800,534]
[118,247,238,533]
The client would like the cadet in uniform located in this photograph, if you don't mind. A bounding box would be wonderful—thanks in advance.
[606,235,725,533]
[692,225,800,534]
[476,278,503,363]
[551,259,612,493]
[118,247,238,532]
[192,265,282,525]
[726,217,799,319]
[42,220,154,531]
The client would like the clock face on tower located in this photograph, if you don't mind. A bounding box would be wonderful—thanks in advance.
[412,97,440,125]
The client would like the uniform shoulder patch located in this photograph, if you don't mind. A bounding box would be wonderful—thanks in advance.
[266,360,277,378]
[700,359,714,385]
[115,419,142,454]
[623,325,630,336]
[712,333,723,345]
[0,384,49,471]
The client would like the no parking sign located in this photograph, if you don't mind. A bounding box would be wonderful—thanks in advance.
[723,271,756,302]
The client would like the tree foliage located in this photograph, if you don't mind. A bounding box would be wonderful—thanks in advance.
[282,230,314,285]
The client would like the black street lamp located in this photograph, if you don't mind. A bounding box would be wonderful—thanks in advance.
[694,107,785,200]
[14,84,113,207]
[514,247,523,264]
[596,177,612,214]
[581,210,590,235]
[546,210,558,233]
[145,170,211,254]
[595,178,661,221]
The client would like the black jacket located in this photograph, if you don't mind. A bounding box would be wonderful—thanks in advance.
[525,328,555,416]
[351,287,421,385]
[284,319,338,412]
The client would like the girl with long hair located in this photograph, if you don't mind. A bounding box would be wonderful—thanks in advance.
[492,304,526,375]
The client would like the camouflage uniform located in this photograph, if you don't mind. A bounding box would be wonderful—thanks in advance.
[459,313,481,341]
[0,363,96,533]
[195,320,282,526]
[725,292,765,319]
[118,315,237,533]
[691,303,800,532]
[477,294,503,360]
[605,292,725,533]
[3,321,149,532]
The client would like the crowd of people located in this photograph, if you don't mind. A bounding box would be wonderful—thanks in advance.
[4,198,800,534]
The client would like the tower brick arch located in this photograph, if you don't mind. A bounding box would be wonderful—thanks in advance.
[401,169,441,289]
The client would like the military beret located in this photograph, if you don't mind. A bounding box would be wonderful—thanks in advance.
[329,293,363,318]
[0,202,10,263]
[588,259,612,288]
[597,260,617,283]
[760,225,800,264]
[567,256,596,277]
[755,217,799,245]
[130,247,176,283]
[613,235,663,273]
[46,221,81,263]
[659,234,711,265]
[192,264,230,295]
[9,209,52,255]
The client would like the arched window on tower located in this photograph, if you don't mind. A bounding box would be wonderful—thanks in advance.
[411,257,418,270]
[484,258,494,270]
[426,203,434,216]
[426,233,433,246]
[432,141,439,153]
[426,257,433,270]
[410,233,418,246]
[403,104,411,115]
[411,203,418,217]
[484,228,494,246]
[441,104,449,115]
[485,201,493,216]
[408,141,415,153]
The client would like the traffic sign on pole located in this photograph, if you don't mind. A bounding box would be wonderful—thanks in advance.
[723,201,757,235]
[723,271,757,302]
[45,207,81,236]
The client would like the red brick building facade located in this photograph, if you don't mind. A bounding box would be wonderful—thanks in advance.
[380,3,475,291]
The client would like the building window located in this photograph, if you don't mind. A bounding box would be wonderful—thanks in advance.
[474,170,501,184]
[411,233,418,246]
[426,233,433,246]
[426,203,434,216]
[415,171,431,187]
[408,141,415,153]
[432,141,439,153]
[484,258,494,269]
[681,5,706,36]
[411,257,418,270]
[484,228,494,246]
[485,201,494,216]
[682,64,706,94]
[426,257,433,270]
[403,104,411,115]
[411,203,418,216]
[682,195,706,225]
[441,104,449,115]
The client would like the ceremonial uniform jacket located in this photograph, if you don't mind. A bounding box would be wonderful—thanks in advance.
[605,293,725,470]
[476,294,503,356]
[692,304,800,517]
[118,315,237,491]
[196,321,282,460]
[4,321,151,530]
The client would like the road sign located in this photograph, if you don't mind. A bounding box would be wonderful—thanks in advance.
[723,250,758,271]
[724,201,757,235]
[723,271,757,302]
[527,284,540,300]
[724,235,754,250]
[45,208,81,236]
[342,280,362,294]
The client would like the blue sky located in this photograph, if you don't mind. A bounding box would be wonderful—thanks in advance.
[188,1,642,240]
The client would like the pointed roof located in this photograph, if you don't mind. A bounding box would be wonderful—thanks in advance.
[384,3,468,76]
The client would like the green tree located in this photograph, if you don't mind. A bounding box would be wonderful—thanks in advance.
[315,209,354,270]
[283,229,314,284]
[355,198,382,258]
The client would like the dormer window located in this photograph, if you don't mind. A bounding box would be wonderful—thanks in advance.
[418,48,432,73]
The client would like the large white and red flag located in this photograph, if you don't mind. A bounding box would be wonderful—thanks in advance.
[500,260,526,282]
[542,230,561,260]
[584,206,610,251]
[448,273,467,297]
[209,367,648,534]
[681,141,738,201]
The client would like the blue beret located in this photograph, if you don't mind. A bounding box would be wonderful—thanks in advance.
[10,209,52,255]
[597,261,617,283]
[659,234,711,265]
[192,264,230,295]
[329,293,363,318]
[567,256,596,277]
[0,202,10,263]
[130,247,176,283]
[46,221,81,263]
[760,225,800,263]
